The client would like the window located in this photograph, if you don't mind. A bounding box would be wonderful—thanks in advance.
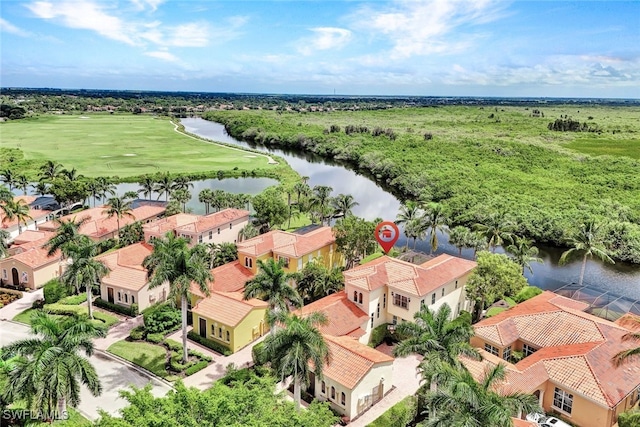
[358,293,363,304]
[523,344,538,357]
[245,257,253,268]
[217,228,220,234]
[553,387,573,414]
[209,231,213,239]
[117,292,121,301]
[484,343,499,356]
[331,387,336,400]
[211,325,215,335]
[124,294,128,303]
[441,288,445,297]
[376,303,380,318]
[230,223,233,229]
[392,316,397,325]
[455,280,458,289]
[198,235,203,243]
[278,256,290,268]
[341,392,346,406]
[219,327,222,338]
[431,293,436,304]
[383,293,386,308]
[421,299,425,308]
[457,302,460,316]
[502,346,511,361]
[131,295,135,304]
[321,381,326,394]
[370,314,374,328]
[308,253,313,262]
[2,269,6,280]
[226,331,230,341]
[353,291,358,302]
[393,293,409,309]
[298,258,303,270]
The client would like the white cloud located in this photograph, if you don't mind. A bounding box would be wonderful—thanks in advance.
[130,0,164,12]
[297,27,352,56]
[144,50,179,62]
[167,22,210,47]
[0,18,32,37]
[26,0,136,45]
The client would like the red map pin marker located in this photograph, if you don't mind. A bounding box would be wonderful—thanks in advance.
[375,221,399,254]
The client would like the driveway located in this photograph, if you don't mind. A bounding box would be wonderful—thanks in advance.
[0,320,173,421]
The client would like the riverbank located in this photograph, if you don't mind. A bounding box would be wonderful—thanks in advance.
[203,106,640,265]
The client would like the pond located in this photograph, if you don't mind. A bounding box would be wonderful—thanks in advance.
[182,117,640,301]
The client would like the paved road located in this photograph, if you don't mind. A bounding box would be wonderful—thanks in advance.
[0,320,173,421]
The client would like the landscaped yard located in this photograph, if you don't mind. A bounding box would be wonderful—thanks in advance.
[12,305,119,329]
[108,340,168,378]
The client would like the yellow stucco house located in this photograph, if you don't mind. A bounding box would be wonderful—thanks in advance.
[189,261,269,353]
[0,230,61,290]
[467,291,640,427]
[236,225,342,275]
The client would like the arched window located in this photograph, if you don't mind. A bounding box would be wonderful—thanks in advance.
[353,291,358,302]
[131,295,135,304]
[358,293,363,304]
[341,392,346,406]
[321,381,326,394]
[331,386,336,400]
[226,331,230,341]
[124,294,128,303]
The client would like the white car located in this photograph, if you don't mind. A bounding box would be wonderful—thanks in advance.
[525,413,572,427]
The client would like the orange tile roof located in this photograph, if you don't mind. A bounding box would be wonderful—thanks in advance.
[175,209,249,234]
[512,418,537,427]
[469,291,640,408]
[142,213,200,236]
[11,230,53,245]
[97,243,153,291]
[321,335,393,389]
[1,206,52,230]
[8,246,59,268]
[191,291,268,327]
[295,292,368,338]
[237,227,335,258]
[190,261,255,298]
[344,254,476,296]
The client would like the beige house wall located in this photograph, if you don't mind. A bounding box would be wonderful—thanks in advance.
[99,282,169,312]
[0,259,60,290]
[178,216,249,247]
[541,382,613,427]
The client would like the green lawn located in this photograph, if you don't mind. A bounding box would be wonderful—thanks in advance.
[107,340,168,377]
[0,114,271,178]
[565,137,640,159]
[12,305,119,329]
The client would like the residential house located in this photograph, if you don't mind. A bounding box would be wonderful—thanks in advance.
[97,242,168,312]
[38,201,166,242]
[236,225,341,275]
[313,334,393,421]
[0,230,61,290]
[190,261,269,353]
[2,196,55,241]
[142,208,249,246]
[295,292,369,341]
[341,254,477,344]
[466,291,640,427]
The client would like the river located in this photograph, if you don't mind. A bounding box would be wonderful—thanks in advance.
[181,117,640,307]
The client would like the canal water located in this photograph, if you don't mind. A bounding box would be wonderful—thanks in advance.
[181,117,640,305]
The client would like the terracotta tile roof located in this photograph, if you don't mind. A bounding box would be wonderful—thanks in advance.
[11,230,54,245]
[9,245,60,268]
[237,227,335,258]
[343,254,476,296]
[512,418,537,427]
[190,261,254,298]
[39,204,165,240]
[142,213,200,236]
[97,243,153,291]
[322,335,393,389]
[294,292,368,338]
[469,291,640,408]
[191,291,268,327]
[175,209,249,234]
[1,207,52,230]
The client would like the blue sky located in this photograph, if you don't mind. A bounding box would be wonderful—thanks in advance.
[1,0,639,97]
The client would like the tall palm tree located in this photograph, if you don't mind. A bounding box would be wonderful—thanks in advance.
[60,237,110,319]
[238,223,259,242]
[293,181,310,205]
[16,174,30,196]
[1,169,17,192]
[474,213,516,252]
[406,216,427,249]
[85,178,100,208]
[420,361,540,426]
[1,311,105,417]
[143,233,213,363]
[448,226,471,256]
[263,311,329,410]
[3,199,32,234]
[31,181,50,197]
[396,201,423,249]
[211,189,227,212]
[612,315,640,367]
[559,220,614,286]
[171,176,193,192]
[394,304,480,366]
[506,236,543,275]
[330,193,359,218]
[95,177,116,206]
[309,185,333,225]
[38,160,64,181]
[137,175,156,200]
[198,189,213,214]
[60,168,83,181]
[153,173,174,202]
[103,196,134,237]
[469,231,488,258]
[423,202,448,254]
[43,216,90,258]
[243,258,303,335]
[171,189,191,213]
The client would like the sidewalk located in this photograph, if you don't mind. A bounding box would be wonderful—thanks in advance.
[94,314,144,351]
[0,288,43,321]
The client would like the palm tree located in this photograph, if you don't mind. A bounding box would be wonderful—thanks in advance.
[238,223,259,242]
[171,189,191,213]
[143,233,213,363]
[330,193,359,219]
[474,214,516,253]
[95,177,116,206]
[1,169,17,192]
[394,304,480,366]
[406,216,427,249]
[103,197,134,237]
[309,185,333,225]
[1,311,105,417]
[294,261,344,303]
[15,174,29,196]
[559,220,614,286]
[31,181,50,197]
[43,216,90,258]
[198,189,213,214]
[423,202,448,254]
[0,229,10,258]
[506,236,543,275]
[153,173,174,202]
[137,175,156,200]
[171,176,193,192]
[85,178,100,208]
[612,315,640,367]
[3,199,32,234]
[396,201,423,249]
[39,160,64,181]
[60,238,110,319]
[420,361,540,426]
[211,189,227,212]
[60,167,83,181]
[469,231,488,258]
[263,311,329,410]
[293,181,310,205]
[448,226,471,256]
[243,258,303,335]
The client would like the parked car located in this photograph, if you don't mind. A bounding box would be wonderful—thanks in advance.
[526,413,572,427]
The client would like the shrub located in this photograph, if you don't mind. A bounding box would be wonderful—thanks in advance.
[164,339,183,352]
[185,361,208,376]
[188,349,213,362]
[94,298,138,316]
[144,303,181,334]
[368,323,390,348]
[31,298,45,309]
[43,279,67,304]
[187,331,232,356]
[147,333,164,344]
[92,311,119,328]
[58,294,87,305]
[619,409,640,427]
[514,286,543,303]
[129,325,146,341]
[252,341,267,366]
[367,395,417,427]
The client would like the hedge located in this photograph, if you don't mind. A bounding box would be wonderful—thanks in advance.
[514,286,543,303]
[164,339,183,352]
[144,304,181,334]
[368,323,390,348]
[252,341,267,366]
[188,349,213,362]
[58,294,87,305]
[367,395,417,427]
[187,331,232,356]
[129,325,146,341]
[146,333,164,344]
[619,409,640,427]
[43,279,67,304]
[94,298,138,316]
[185,361,208,376]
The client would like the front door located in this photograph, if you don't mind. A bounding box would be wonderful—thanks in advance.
[107,287,114,304]
[11,268,19,287]
[199,318,207,338]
